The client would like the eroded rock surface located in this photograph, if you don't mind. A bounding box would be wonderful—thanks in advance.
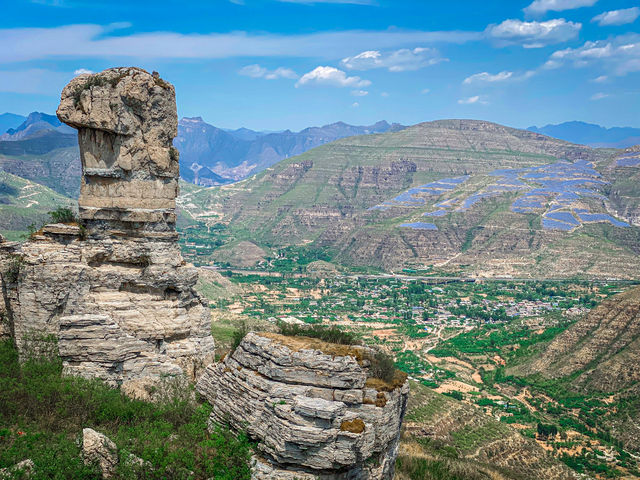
[0,68,214,386]
[196,332,409,480]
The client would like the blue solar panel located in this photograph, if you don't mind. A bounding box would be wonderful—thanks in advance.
[399,222,439,230]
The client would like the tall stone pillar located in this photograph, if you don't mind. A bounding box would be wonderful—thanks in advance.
[0,68,215,390]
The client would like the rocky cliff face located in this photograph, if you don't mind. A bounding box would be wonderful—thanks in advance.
[197,332,409,480]
[0,68,214,388]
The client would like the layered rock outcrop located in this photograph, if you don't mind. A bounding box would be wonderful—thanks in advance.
[196,332,409,480]
[0,68,214,386]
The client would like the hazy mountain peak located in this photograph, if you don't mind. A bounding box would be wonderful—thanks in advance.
[528,121,640,148]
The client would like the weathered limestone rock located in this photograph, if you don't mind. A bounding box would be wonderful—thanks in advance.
[0,459,34,479]
[196,332,409,480]
[57,67,180,236]
[0,68,214,386]
[83,428,118,478]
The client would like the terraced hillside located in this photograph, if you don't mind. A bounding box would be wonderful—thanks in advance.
[0,171,74,240]
[509,285,640,451]
[398,382,578,480]
[179,120,640,279]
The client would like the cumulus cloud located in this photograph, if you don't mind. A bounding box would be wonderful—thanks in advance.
[239,64,298,80]
[590,92,609,100]
[73,68,94,75]
[486,18,581,48]
[0,24,481,64]
[592,75,608,82]
[295,66,371,88]
[341,47,446,72]
[458,95,488,105]
[592,7,640,27]
[351,89,368,96]
[524,0,598,16]
[548,33,640,75]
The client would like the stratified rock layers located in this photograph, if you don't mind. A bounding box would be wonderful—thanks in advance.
[196,332,409,480]
[57,67,180,235]
[0,68,214,386]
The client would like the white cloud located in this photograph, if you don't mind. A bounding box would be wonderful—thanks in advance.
[458,95,488,105]
[239,64,298,80]
[592,75,608,82]
[463,70,536,84]
[296,66,371,88]
[548,33,640,75]
[421,88,430,94]
[463,71,513,84]
[486,19,581,48]
[0,24,481,64]
[351,102,360,108]
[590,92,609,100]
[73,68,94,75]
[341,47,446,72]
[592,7,640,27]
[524,0,598,16]
[351,89,368,96]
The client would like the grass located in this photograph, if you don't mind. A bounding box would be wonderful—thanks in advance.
[0,338,253,479]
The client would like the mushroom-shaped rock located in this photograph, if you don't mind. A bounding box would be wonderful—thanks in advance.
[57,67,180,236]
[196,332,409,480]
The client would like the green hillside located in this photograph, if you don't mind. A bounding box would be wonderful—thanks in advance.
[0,171,75,241]
[0,145,81,198]
[178,120,640,279]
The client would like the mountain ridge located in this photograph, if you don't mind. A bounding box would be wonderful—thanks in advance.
[178,118,640,279]
[528,121,640,149]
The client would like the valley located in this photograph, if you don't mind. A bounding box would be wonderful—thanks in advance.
[196,263,640,479]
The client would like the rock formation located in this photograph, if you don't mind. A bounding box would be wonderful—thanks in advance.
[196,332,409,479]
[0,68,214,387]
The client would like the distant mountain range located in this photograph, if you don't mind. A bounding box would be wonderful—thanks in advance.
[528,121,640,148]
[0,111,406,187]
[0,113,26,135]
[2,111,640,278]
[175,117,405,184]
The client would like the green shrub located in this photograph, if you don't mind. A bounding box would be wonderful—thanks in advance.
[277,322,359,345]
[368,350,396,383]
[2,254,24,283]
[48,207,77,224]
[231,321,249,353]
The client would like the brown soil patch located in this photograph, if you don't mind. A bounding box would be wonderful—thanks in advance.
[434,380,479,394]
[257,332,367,361]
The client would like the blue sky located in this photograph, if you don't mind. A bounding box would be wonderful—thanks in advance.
[1,0,639,130]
